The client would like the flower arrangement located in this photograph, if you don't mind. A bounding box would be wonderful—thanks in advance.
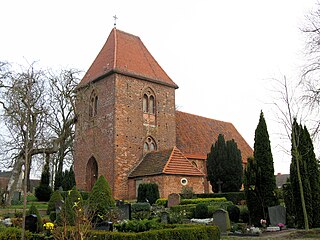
[260,219,267,228]
[43,222,54,231]
[277,223,285,230]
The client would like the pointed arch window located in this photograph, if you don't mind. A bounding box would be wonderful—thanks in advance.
[142,88,156,126]
[89,91,98,117]
[143,136,157,153]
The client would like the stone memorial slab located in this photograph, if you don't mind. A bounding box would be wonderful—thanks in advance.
[168,193,180,208]
[117,203,131,220]
[268,205,286,226]
[25,214,38,233]
[212,209,230,233]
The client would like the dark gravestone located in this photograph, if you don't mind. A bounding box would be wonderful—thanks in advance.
[268,205,286,226]
[212,209,231,233]
[168,193,180,208]
[117,203,131,220]
[95,221,113,231]
[25,214,38,233]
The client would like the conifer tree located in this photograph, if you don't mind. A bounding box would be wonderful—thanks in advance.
[252,111,278,221]
[88,175,115,221]
[207,134,243,192]
[35,161,52,201]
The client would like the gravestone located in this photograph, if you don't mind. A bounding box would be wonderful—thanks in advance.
[117,203,131,220]
[212,209,231,233]
[25,214,38,233]
[95,221,113,231]
[268,205,286,226]
[55,199,64,214]
[12,191,21,203]
[168,193,180,208]
[161,212,169,224]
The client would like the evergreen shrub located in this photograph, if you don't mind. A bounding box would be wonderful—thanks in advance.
[47,190,63,215]
[155,198,167,207]
[196,192,245,204]
[88,175,115,220]
[35,184,52,202]
[64,188,82,226]
[195,203,208,219]
[180,197,227,205]
[137,183,160,205]
[132,202,151,212]
[0,227,32,240]
[87,225,220,240]
[227,205,240,222]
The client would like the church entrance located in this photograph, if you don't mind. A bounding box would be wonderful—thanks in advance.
[86,157,98,191]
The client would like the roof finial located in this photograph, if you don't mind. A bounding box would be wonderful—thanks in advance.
[113,15,118,28]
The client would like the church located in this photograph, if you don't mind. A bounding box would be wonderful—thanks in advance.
[74,28,253,200]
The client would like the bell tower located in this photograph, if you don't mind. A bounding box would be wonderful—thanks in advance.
[74,28,178,199]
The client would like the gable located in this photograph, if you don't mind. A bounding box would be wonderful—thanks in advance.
[176,111,253,163]
[79,28,178,89]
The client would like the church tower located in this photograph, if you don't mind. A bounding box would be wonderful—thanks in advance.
[74,28,178,199]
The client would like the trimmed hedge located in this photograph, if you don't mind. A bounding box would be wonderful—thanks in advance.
[196,192,245,204]
[0,227,32,240]
[180,197,227,205]
[155,198,168,207]
[88,225,220,240]
[132,202,151,212]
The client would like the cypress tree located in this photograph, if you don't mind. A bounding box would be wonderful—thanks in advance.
[225,139,243,192]
[244,156,263,225]
[253,111,278,221]
[207,134,243,192]
[35,161,53,201]
[207,134,227,192]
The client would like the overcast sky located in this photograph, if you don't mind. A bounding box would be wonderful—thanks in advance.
[1,0,318,174]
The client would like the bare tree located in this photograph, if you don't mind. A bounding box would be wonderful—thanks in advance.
[272,76,309,230]
[301,4,320,137]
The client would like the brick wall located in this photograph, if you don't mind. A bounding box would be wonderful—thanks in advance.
[128,174,205,199]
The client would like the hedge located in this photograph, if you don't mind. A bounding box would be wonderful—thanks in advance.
[180,197,227,205]
[87,225,220,240]
[196,192,245,204]
[155,198,168,207]
[0,227,33,240]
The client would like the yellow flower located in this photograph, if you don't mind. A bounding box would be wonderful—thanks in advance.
[44,222,55,230]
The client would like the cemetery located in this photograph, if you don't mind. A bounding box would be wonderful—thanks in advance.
[1,176,320,239]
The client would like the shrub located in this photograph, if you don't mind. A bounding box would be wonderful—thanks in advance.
[227,205,240,223]
[88,175,115,220]
[87,225,220,240]
[64,188,82,226]
[155,198,167,207]
[35,184,53,202]
[196,192,245,205]
[115,218,162,232]
[239,205,249,223]
[0,227,32,239]
[137,183,160,205]
[180,186,194,199]
[195,203,208,219]
[180,197,227,205]
[47,190,63,215]
[27,203,43,232]
[132,202,151,212]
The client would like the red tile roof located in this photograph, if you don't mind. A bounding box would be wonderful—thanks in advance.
[129,147,204,178]
[176,111,253,164]
[80,28,178,89]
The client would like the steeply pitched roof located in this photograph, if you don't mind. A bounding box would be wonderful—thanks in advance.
[79,28,178,89]
[129,147,204,178]
[176,111,253,163]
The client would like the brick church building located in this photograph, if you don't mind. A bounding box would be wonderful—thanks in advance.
[74,28,253,200]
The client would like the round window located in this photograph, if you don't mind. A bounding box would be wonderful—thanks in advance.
[181,178,188,186]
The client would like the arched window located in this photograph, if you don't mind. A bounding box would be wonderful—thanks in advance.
[143,94,148,113]
[89,91,98,117]
[149,96,155,114]
[143,136,157,153]
[142,88,156,115]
